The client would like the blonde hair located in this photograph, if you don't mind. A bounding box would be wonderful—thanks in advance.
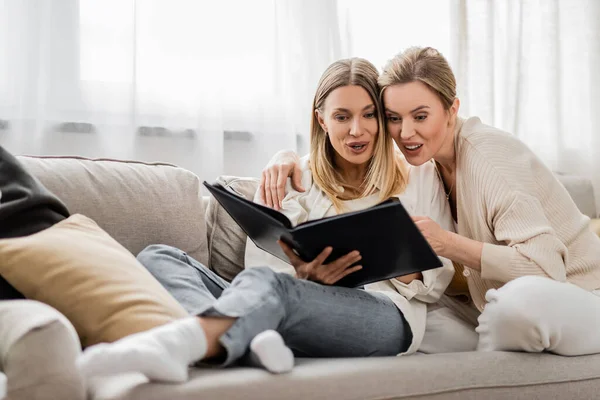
[310,58,407,212]
[379,47,456,110]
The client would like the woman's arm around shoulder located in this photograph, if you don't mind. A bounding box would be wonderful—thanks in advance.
[259,150,306,210]
[253,155,314,226]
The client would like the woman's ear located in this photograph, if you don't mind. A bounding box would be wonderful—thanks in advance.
[447,97,460,126]
[450,97,460,118]
[315,109,327,133]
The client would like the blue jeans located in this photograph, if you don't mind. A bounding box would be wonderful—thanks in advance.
[137,244,412,366]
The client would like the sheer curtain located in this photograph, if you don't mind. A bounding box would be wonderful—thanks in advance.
[0,0,451,182]
[6,0,597,201]
[453,0,600,211]
[0,0,342,180]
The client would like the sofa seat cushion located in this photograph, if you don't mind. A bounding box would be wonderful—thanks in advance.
[90,352,600,400]
[18,155,208,265]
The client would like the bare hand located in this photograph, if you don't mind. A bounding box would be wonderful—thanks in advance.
[412,216,450,256]
[278,240,362,285]
[259,151,305,210]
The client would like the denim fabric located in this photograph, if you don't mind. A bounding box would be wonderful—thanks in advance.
[138,244,412,366]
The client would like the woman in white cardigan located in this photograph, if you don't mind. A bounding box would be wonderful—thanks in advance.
[76,57,454,383]
[262,47,600,356]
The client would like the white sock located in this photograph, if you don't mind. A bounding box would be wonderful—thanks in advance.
[77,317,207,383]
[250,330,294,374]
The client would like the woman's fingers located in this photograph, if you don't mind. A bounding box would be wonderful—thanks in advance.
[331,251,361,271]
[318,251,361,283]
[263,169,275,208]
[309,246,333,269]
[259,170,268,205]
[291,164,306,192]
[262,160,301,210]
[277,240,302,265]
[275,164,290,210]
[285,247,361,284]
[330,264,363,284]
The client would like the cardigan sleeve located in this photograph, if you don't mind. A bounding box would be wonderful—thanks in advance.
[480,191,568,283]
[462,135,570,283]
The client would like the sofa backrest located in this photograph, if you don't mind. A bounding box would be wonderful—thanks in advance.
[16,154,597,284]
[555,173,598,219]
[18,156,209,266]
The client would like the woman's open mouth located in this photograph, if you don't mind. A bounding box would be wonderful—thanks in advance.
[403,143,423,154]
[347,142,369,154]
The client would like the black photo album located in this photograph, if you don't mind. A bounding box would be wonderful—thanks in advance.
[204,181,442,288]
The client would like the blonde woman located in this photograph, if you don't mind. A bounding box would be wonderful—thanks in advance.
[263,47,600,356]
[76,58,454,383]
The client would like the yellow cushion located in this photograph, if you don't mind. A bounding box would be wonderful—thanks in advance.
[590,219,600,237]
[0,214,188,348]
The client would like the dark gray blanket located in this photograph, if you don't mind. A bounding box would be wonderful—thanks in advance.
[0,146,70,299]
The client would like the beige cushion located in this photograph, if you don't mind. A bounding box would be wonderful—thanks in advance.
[0,300,85,400]
[0,214,188,348]
[90,352,600,400]
[205,176,259,281]
[18,155,208,266]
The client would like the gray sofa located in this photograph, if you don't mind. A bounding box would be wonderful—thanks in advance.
[2,154,599,400]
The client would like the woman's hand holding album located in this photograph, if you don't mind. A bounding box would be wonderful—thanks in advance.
[277,240,362,285]
[411,216,451,256]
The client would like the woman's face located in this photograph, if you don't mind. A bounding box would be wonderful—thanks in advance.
[316,85,378,168]
[383,81,455,166]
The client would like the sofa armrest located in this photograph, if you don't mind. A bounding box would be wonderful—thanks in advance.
[0,300,85,400]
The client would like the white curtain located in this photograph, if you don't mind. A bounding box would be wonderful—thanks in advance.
[0,0,342,180]
[0,0,451,182]
[4,0,597,205]
[453,0,600,211]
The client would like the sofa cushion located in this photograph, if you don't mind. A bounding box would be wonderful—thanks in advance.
[0,214,188,348]
[18,155,208,266]
[90,352,600,400]
[205,176,258,281]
